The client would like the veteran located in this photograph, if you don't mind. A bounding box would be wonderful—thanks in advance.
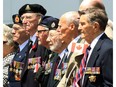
[46,11,87,87]
[8,14,30,87]
[35,16,59,87]
[18,4,48,87]
[78,8,113,87]
[79,0,113,40]
[56,11,88,87]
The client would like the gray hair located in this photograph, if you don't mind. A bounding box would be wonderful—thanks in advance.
[3,24,14,46]
[61,11,80,28]
[80,8,108,31]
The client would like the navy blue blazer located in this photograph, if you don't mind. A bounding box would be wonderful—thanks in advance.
[82,33,113,87]
[47,54,60,87]
[21,38,47,87]
[8,40,31,87]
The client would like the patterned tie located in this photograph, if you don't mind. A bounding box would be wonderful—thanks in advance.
[73,46,91,87]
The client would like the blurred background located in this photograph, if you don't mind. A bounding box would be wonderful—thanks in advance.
[3,0,113,24]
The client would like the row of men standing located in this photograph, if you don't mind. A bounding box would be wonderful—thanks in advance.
[3,0,113,87]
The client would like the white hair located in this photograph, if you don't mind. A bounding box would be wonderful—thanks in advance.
[3,24,14,46]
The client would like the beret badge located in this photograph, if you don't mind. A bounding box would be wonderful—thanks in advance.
[15,15,20,23]
[25,5,31,11]
[51,22,55,28]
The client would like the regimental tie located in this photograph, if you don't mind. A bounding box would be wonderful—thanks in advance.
[73,46,91,87]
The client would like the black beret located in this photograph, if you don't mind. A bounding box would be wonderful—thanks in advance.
[12,14,22,24]
[39,16,59,30]
[18,4,47,16]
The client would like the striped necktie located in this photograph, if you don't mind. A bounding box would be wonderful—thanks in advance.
[73,46,91,87]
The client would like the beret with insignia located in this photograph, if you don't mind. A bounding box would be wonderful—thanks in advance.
[12,14,22,24]
[39,16,59,30]
[18,4,47,16]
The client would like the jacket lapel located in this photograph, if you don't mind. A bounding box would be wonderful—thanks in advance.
[21,40,32,79]
[83,33,108,86]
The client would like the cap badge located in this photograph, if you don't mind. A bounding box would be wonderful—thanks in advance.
[15,15,19,23]
[25,5,31,11]
[51,22,55,28]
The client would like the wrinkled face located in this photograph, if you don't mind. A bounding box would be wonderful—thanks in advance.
[57,17,71,42]
[78,15,94,43]
[36,25,49,46]
[21,13,41,35]
[46,30,62,51]
[12,24,30,44]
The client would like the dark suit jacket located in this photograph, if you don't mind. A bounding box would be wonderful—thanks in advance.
[82,33,113,87]
[40,51,56,87]
[47,53,60,87]
[21,38,47,87]
[8,40,31,87]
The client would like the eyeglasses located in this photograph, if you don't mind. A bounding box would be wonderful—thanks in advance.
[3,41,8,44]
[37,30,48,33]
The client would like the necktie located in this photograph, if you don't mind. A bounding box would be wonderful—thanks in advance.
[54,56,60,76]
[63,48,69,62]
[73,46,91,87]
[57,48,68,69]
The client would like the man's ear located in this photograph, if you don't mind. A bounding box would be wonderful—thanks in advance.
[70,23,75,31]
[93,22,100,32]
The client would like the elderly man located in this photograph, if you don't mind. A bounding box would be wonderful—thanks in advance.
[77,8,113,87]
[46,30,63,87]
[18,4,48,87]
[35,16,59,87]
[79,0,113,40]
[46,11,87,87]
[8,14,30,87]
[36,16,59,48]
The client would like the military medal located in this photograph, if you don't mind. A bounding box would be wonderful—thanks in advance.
[96,67,100,74]
[28,58,32,69]
[45,62,51,75]
[62,63,68,74]
[34,63,40,73]
[15,74,21,81]
[28,57,41,70]
[19,69,21,75]
[85,67,100,74]
[10,67,13,72]
[13,61,17,73]
[89,75,96,82]
[16,69,18,74]
[54,69,62,80]
[9,63,13,71]
[85,67,91,74]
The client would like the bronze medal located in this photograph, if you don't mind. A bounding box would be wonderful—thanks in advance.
[89,75,96,82]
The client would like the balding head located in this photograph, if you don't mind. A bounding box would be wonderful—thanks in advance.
[60,11,80,26]
[79,0,105,11]
[57,11,80,44]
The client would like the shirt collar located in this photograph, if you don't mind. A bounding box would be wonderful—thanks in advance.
[90,32,104,50]
[58,49,66,60]
[19,40,29,51]
[30,33,36,45]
